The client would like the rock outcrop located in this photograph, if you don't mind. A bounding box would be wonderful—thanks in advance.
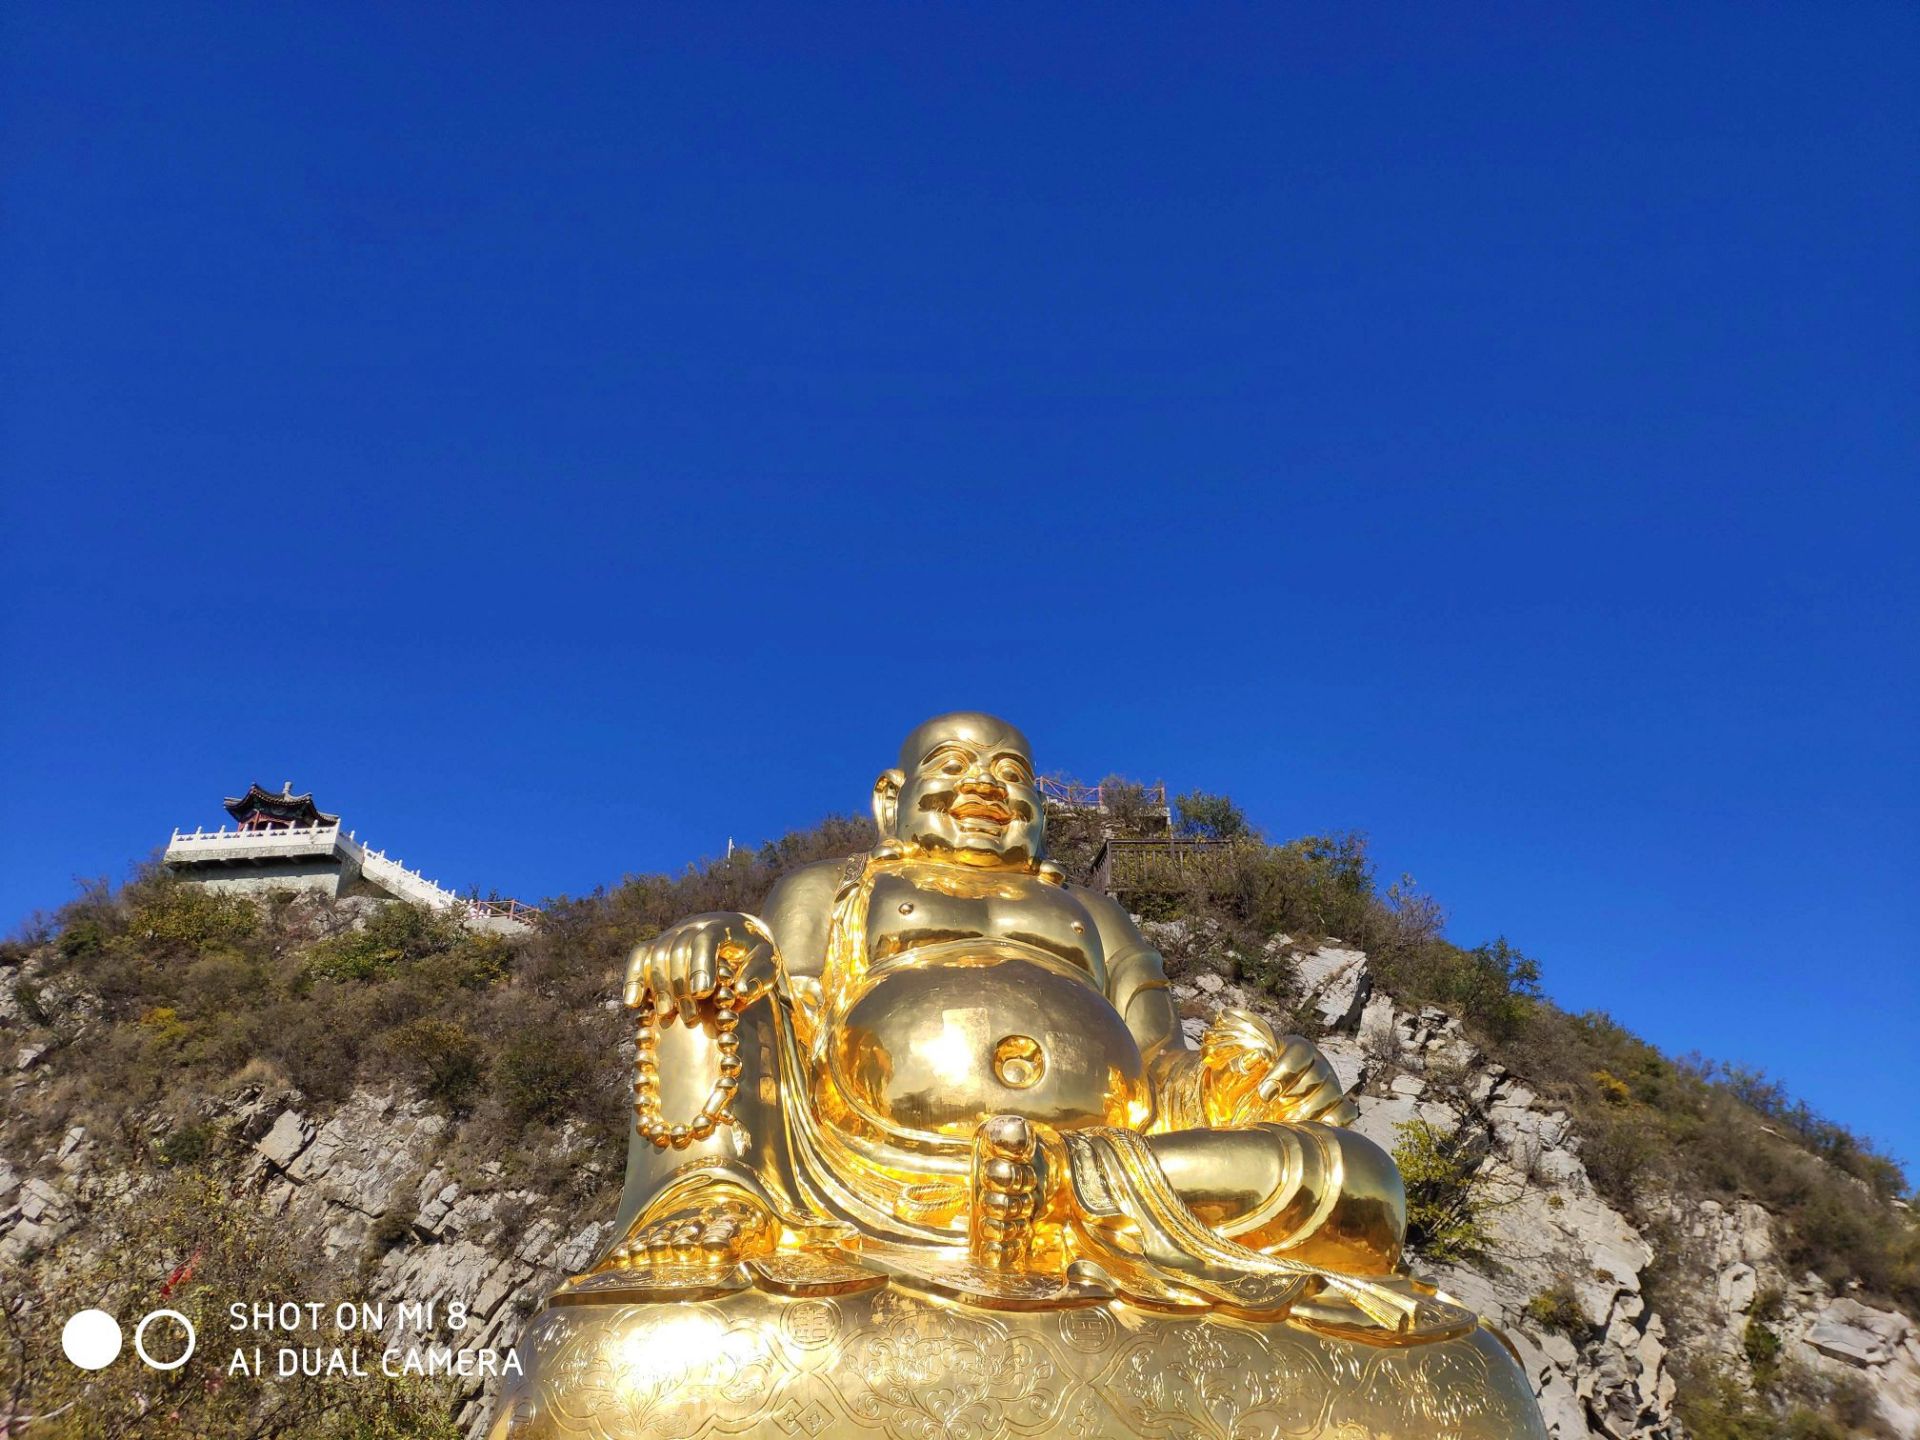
[1643,1188,1920,1438]
[237,1091,614,1434]
[0,1079,612,1438]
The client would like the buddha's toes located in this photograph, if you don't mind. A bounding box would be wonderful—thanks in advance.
[969,1114,1042,1269]
[613,1194,773,1268]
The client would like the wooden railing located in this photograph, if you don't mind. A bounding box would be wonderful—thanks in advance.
[1092,837,1241,895]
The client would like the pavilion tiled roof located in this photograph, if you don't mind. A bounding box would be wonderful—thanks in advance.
[222,782,338,827]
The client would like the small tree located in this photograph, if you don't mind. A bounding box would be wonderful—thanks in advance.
[1173,790,1255,842]
[1097,777,1157,833]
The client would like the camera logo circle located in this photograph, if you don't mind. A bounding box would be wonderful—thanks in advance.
[134,1309,196,1370]
[60,1309,122,1370]
[60,1308,196,1371]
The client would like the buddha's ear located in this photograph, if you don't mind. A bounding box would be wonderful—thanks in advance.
[872,768,905,836]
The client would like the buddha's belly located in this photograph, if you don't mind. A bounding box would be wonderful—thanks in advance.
[821,950,1149,1143]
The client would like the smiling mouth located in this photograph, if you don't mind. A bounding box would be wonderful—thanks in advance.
[950,800,1013,826]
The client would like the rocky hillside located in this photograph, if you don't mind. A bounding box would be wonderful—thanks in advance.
[2,809,1915,1439]
[1162,932,1920,1439]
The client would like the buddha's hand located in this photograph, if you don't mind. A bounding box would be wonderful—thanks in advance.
[624,913,776,1026]
[1200,1009,1358,1127]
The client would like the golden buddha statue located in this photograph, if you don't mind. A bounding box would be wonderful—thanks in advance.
[491,714,1547,1440]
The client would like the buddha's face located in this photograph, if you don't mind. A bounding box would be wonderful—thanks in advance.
[875,712,1046,867]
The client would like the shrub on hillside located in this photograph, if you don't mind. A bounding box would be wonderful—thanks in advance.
[130,883,259,950]
[1096,777,1160,834]
[1374,934,1541,1043]
[1523,1279,1588,1336]
[389,1017,488,1113]
[1589,1114,1667,1200]
[1673,1358,1775,1440]
[1743,1287,1787,1387]
[1393,1118,1492,1264]
[154,1119,216,1167]
[1719,1064,1911,1202]
[495,1026,596,1127]
[1672,1353,1892,1440]
[305,902,466,982]
[1196,831,1376,959]
[1164,828,1541,1042]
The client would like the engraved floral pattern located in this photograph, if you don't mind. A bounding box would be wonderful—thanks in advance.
[542,1304,788,1439]
[841,1293,1066,1440]
[1109,1322,1334,1439]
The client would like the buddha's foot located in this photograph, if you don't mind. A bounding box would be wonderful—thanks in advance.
[608,1192,773,1268]
[969,1114,1041,1270]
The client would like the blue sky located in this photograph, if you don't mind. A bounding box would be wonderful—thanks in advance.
[3,4,1915,1171]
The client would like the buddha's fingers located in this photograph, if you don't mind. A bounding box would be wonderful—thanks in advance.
[1317,1093,1361,1127]
[1201,1009,1280,1070]
[1267,1035,1327,1087]
[1263,1070,1339,1115]
[622,942,651,1009]
[667,933,695,1022]
[1254,1036,1348,1118]
[969,1115,1041,1270]
[686,949,717,1024]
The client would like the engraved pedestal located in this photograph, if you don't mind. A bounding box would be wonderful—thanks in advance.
[488,1267,1548,1440]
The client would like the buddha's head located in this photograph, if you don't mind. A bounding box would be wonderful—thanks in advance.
[873,712,1047,867]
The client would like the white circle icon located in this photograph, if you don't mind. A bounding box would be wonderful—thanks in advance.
[134,1309,196,1371]
[61,1309,122,1370]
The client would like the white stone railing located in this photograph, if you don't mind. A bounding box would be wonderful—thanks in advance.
[354,842,465,909]
[165,824,349,863]
[354,848,540,928]
[168,821,345,843]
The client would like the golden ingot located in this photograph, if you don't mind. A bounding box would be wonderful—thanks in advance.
[493,713,1549,1439]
